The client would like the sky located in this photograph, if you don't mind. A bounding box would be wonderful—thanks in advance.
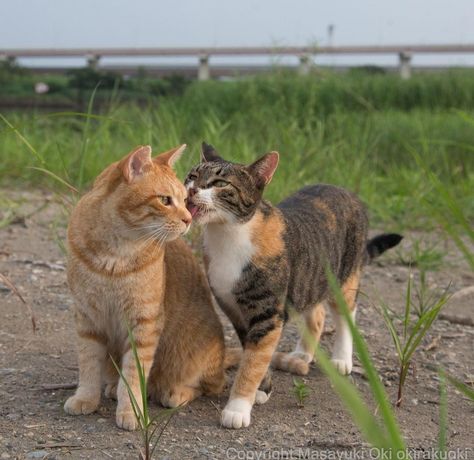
[2,0,474,67]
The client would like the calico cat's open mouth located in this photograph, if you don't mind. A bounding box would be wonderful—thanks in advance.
[186,201,215,219]
[186,202,200,217]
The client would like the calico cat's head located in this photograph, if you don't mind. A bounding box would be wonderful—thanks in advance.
[184,142,279,224]
[92,144,192,242]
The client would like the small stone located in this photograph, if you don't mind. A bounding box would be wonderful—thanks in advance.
[26,451,48,459]
[5,413,20,421]
[97,418,107,423]
[1,453,11,459]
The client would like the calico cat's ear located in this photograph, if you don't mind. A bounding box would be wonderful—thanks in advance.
[248,152,279,187]
[122,145,153,183]
[201,142,223,162]
[154,144,187,167]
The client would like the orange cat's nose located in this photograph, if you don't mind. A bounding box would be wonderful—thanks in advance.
[182,214,192,226]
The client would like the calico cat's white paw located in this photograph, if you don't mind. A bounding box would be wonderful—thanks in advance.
[331,358,352,375]
[255,390,270,405]
[221,398,252,429]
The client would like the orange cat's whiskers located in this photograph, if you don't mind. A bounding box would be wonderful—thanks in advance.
[136,229,168,253]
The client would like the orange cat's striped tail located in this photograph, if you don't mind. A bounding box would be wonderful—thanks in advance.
[224,347,242,369]
[271,352,310,376]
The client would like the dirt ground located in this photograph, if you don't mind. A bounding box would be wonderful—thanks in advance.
[1,189,473,460]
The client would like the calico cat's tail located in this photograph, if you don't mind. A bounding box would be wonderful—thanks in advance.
[366,233,403,262]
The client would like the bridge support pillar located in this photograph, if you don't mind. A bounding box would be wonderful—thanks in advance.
[399,52,412,80]
[86,54,100,70]
[198,55,210,81]
[298,54,311,76]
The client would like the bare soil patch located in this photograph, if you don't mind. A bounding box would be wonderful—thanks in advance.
[1,190,473,459]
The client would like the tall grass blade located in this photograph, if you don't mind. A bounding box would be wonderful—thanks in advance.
[0,112,45,165]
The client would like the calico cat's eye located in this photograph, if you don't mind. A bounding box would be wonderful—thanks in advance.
[158,196,172,206]
[187,173,198,181]
[210,180,229,188]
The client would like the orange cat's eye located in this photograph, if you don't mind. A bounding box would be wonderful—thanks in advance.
[158,196,172,206]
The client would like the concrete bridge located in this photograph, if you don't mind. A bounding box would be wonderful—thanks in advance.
[2,44,474,80]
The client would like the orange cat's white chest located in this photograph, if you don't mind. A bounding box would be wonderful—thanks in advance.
[204,222,255,306]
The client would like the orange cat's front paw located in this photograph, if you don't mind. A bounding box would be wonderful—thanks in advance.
[116,410,138,431]
[64,395,99,415]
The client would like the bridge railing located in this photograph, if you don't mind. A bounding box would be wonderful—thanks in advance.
[2,45,474,80]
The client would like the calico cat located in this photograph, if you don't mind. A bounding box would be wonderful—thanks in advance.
[65,144,233,430]
[184,142,402,429]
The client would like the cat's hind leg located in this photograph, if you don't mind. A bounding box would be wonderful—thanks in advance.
[160,385,201,408]
[328,270,360,375]
[272,303,325,376]
[255,369,272,404]
[103,356,119,400]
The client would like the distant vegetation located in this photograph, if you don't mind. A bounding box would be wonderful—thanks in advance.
[0,60,189,107]
[3,60,474,111]
[1,64,473,233]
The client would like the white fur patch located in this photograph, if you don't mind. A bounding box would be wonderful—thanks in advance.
[331,308,356,375]
[293,339,314,363]
[204,221,254,308]
[196,187,214,205]
[221,398,252,429]
[255,390,270,405]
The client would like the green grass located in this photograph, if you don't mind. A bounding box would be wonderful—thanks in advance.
[1,72,473,235]
[310,269,408,455]
[378,274,450,406]
[291,378,310,407]
[396,239,445,272]
[111,326,177,460]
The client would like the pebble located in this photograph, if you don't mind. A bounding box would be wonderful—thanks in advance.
[5,413,20,421]
[97,418,107,423]
[1,453,11,459]
[26,451,48,459]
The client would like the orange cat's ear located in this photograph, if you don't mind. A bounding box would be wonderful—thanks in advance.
[201,141,223,163]
[154,144,187,167]
[247,152,279,187]
[122,145,153,183]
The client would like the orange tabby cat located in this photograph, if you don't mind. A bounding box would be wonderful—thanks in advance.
[64,145,231,430]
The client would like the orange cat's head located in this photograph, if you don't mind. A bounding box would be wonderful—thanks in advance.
[92,144,192,244]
